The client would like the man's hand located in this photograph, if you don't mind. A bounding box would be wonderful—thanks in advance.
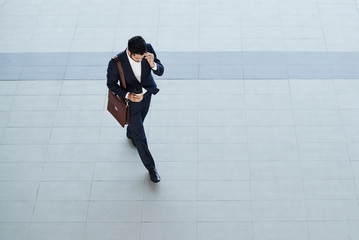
[127,92,143,102]
[144,52,155,68]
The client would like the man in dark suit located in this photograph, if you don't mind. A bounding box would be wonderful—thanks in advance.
[107,36,164,183]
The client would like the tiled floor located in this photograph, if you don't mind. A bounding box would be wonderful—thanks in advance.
[1,0,359,239]
[0,79,359,240]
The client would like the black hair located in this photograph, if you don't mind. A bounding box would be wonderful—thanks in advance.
[128,36,147,55]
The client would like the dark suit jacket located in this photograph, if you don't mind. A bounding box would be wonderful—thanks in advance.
[107,43,164,99]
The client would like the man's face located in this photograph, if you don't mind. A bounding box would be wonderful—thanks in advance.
[129,52,145,62]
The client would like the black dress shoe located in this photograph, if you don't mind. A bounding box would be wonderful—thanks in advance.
[149,169,161,183]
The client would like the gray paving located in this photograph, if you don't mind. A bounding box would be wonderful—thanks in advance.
[1,79,359,240]
[2,52,359,80]
[1,0,359,240]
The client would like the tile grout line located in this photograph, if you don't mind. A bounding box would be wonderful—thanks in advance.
[196,2,200,239]
[25,78,62,239]
[81,86,105,240]
[316,0,330,56]
[332,79,359,215]
[288,78,312,240]
[196,72,199,239]
[243,78,254,239]
[240,79,254,239]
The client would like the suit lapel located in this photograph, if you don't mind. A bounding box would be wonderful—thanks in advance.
[140,59,148,83]
[119,50,137,83]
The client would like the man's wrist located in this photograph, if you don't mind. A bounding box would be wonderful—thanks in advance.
[151,63,157,71]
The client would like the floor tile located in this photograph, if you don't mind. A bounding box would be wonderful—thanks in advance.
[0,182,39,201]
[296,126,346,142]
[50,127,100,144]
[151,110,198,126]
[244,79,290,94]
[249,161,301,180]
[291,94,339,109]
[247,126,297,142]
[0,163,43,181]
[57,95,105,111]
[252,200,307,221]
[142,201,197,222]
[0,144,48,162]
[306,200,359,221]
[0,202,35,222]
[251,180,304,200]
[198,126,247,143]
[141,222,196,240]
[0,96,13,110]
[37,182,92,201]
[198,181,251,200]
[144,180,197,201]
[303,180,357,200]
[0,223,30,240]
[1,127,52,144]
[28,223,85,240]
[340,110,359,125]
[247,109,294,126]
[308,221,352,240]
[42,162,94,181]
[157,162,198,181]
[53,111,103,127]
[198,143,248,161]
[298,142,349,161]
[33,201,88,222]
[290,79,336,94]
[293,109,342,125]
[197,201,251,221]
[7,111,56,127]
[245,94,292,109]
[0,81,17,95]
[344,126,359,142]
[84,223,140,240]
[0,111,8,127]
[87,201,142,222]
[91,181,144,201]
[150,143,198,162]
[47,144,98,162]
[199,110,246,126]
[253,222,309,240]
[12,95,59,110]
[198,161,249,181]
[94,162,146,181]
[301,160,353,180]
[197,222,252,240]
[149,126,198,144]
[15,80,62,95]
[248,142,299,161]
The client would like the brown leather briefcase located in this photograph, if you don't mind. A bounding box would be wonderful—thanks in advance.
[107,57,130,128]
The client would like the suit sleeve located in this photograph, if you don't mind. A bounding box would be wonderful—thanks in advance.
[147,44,164,76]
[106,59,127,99]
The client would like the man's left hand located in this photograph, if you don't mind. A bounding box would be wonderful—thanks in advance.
[145,52,155,68]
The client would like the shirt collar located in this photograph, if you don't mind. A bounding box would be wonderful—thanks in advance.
[126,49,141,65]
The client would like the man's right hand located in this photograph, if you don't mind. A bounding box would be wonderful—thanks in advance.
[127,92,143,102]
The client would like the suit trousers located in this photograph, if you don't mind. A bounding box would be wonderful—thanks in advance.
[126,93,156,171]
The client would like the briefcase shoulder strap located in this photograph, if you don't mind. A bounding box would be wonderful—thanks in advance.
[112,56,127,90]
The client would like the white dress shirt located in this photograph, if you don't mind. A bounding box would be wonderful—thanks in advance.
[127,50,142,82]
[125,49,157,98]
